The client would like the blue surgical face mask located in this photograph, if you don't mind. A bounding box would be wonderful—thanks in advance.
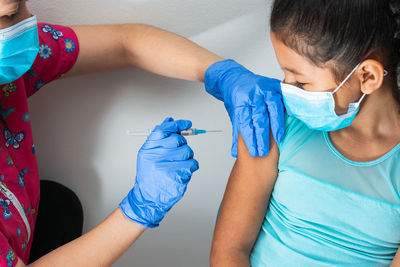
[280,63,366,132]
[0,15,39,84]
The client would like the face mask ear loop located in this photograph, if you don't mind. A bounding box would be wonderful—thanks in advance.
[355,93,367,107]
[332,63,361,95]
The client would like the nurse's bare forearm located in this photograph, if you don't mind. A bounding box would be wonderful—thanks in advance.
[122,24,223,82]
[67,24,222,82]
[27,208,146,267]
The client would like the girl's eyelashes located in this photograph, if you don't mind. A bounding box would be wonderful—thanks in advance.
[295,81,307,88]
[283,76,308,88]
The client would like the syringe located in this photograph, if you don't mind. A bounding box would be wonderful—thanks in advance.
[126,128,223,136]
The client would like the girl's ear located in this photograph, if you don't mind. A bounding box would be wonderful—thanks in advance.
[358,59,385,95]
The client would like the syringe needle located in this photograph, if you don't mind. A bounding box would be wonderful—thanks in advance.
[126,128,224,136]
[206,130,223,133]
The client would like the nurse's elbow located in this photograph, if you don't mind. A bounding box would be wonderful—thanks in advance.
[120,23,160,68]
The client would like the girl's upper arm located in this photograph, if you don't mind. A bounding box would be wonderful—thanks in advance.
[211,132,279,261]
[391,247,400,266]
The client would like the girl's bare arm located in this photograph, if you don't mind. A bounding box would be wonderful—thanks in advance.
[210,133,279,266]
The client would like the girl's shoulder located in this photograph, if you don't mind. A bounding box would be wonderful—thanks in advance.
[278,114,317,159]
[279,114,315,145]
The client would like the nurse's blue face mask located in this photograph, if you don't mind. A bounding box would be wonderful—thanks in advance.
[280,64,386,132]
[0,15,39,84]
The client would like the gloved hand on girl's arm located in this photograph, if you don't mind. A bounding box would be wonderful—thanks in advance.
[205,59,285,158]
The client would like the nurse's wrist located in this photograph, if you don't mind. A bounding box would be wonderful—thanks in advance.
[119,195,161,228]
[204,59,253,101]
[117,207,149,232]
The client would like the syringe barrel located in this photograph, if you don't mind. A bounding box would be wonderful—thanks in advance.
[180,129,195,136]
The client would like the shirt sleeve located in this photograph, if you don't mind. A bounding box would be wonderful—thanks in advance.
[278,114,314,160]
[23,23,80,98]
[0,232,18,267]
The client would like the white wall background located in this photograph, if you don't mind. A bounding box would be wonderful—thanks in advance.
[26,0,283,266]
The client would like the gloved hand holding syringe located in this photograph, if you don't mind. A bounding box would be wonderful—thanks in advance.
[126,128,223,136]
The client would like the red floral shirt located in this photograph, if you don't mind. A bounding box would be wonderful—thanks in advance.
[0,23,79,266]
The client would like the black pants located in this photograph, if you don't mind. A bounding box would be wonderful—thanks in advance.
[28,180,84,263]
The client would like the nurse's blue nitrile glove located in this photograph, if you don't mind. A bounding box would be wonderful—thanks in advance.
[119,118,199,228]
[205,59,285,158]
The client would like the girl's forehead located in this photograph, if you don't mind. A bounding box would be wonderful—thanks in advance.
[271,33,317,76]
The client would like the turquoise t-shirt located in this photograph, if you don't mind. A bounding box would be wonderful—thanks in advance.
[250,115,400,266]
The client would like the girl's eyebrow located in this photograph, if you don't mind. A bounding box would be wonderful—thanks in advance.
[283,67,307,77]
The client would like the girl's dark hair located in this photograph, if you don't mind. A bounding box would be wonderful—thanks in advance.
[270,0,400,101]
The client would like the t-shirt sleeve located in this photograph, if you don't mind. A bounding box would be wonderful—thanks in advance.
[23,23,80,98]
[278,114,314,161]
[0,232,18,267]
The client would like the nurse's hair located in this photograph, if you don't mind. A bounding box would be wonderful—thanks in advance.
[270,0,400,100]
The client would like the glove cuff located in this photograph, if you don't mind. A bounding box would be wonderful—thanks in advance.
[119,195,159,229]
[204,59,245,101]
